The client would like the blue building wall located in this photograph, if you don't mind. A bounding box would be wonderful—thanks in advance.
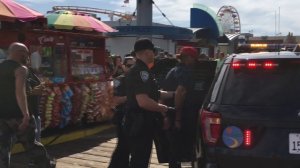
[190,8,220,39]
[108,26,193,40]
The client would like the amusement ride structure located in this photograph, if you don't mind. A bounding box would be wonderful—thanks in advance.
[52,0,173,26]
[217,5,241,34]
[52,6,136,21]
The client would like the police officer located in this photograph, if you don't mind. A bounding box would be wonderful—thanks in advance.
[162,46,200,168]
[108,56,135,168]
[125,39,174,168]
[0,42,55,168]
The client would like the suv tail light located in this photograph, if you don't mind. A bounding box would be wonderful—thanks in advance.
[200,110,222,145]
[244,129,253,147]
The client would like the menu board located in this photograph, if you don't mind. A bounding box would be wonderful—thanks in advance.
[71,49,103,78]
[71,49,93,64]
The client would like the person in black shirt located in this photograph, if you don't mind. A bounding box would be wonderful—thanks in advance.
[162,46,199,168]
[0,43,31,167]
[108,56,135,168]
[124,39,175,168]
[0,42,55,168]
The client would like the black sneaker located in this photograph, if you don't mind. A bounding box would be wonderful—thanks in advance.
[49,158,56,168]
[28,157,56,168]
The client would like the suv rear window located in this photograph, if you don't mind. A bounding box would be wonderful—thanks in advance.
[222,59,300,106]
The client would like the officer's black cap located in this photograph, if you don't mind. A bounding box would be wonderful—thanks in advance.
[134,38,155,53]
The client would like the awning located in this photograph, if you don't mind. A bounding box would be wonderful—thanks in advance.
[47,10,117,33]
[108,26,193,40]
[189,28,205,33]
[225,33,240,41]
[0,0,44,22]
[190,3,223,39]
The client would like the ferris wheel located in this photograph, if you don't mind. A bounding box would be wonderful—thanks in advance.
[217,6,241,34]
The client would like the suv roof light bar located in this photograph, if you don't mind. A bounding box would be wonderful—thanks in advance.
[236,44,299,53]
[232,60,278,70]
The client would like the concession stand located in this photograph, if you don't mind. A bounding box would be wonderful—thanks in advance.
[0,0,116,130]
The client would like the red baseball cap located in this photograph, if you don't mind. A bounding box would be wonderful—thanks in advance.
[179,46,198,59]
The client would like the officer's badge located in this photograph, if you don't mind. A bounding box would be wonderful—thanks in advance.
[113,79,121,88]
[140,71,149,82]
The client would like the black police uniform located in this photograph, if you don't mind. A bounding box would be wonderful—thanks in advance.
[109,74,130,168]
[124,59,161,168]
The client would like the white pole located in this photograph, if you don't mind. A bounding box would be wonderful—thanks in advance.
[278,7,280,35]
[275,10,277,36]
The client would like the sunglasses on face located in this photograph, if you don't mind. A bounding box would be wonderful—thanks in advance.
[125,64,134,68]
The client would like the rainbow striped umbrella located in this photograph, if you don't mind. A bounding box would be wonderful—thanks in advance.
[0,0,44,22]
[47,11,116,33]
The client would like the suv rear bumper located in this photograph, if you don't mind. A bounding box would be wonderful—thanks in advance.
[205,148,300,168]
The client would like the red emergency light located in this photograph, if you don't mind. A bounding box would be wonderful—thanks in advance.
[247,62,258,69]
[232,61,278,70]
[232,62,245,69]
[263,62,278,69]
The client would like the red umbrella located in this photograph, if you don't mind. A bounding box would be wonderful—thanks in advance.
[0,0,44,22]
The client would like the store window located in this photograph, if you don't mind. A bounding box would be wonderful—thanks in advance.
[53,45,67,77]
[30,45,67,83]
[0,48,7,63]
[71,49,104,81]
[39,46,53,76]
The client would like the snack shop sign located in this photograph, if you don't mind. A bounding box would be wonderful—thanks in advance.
[38,36,55,45]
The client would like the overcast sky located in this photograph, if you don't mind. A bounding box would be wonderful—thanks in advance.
[15,0,298,36]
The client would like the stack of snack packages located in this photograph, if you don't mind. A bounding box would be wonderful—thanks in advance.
[70,85,82,124]
[74,82,114,124]
[51,86,62,128]
[80,84,91,121]
[86,83,102,122]
[97,81,114,121]
[40,87,55,129]
[39,81,114,129]
[40,85,63,129]
[60,85,74,128]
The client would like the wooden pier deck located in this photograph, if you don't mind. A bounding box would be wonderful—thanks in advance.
[11,126,192,168]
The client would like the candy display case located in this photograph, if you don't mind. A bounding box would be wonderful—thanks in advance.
[39,80,114,130]
[29,31,113,130]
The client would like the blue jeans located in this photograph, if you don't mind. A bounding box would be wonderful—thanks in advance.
[0,117,51,168]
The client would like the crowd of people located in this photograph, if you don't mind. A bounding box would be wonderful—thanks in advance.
[0,39,222,168]
[108,38,218,168]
